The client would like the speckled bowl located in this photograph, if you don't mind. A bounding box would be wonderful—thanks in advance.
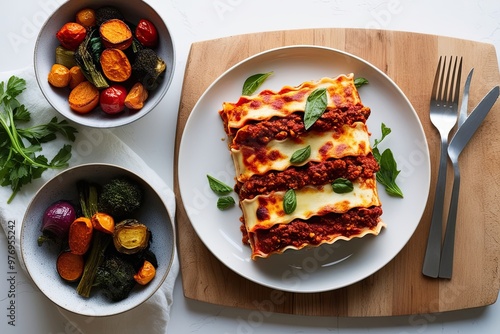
[34,0,175,128]
[20,163,175,317]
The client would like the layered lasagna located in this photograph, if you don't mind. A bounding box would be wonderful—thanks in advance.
[219,74,385,259]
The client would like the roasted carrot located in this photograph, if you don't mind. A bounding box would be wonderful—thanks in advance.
[91,212,115,234]
[68,217,93,255]
[57,251,84,282]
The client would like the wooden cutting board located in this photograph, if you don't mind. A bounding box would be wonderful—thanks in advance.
[173,28,500,316]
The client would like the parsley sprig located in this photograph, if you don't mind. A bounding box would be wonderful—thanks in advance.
[0,76,77,203]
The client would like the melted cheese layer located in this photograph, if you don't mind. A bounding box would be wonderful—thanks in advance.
[242,177,380,233]
[221,74,360,132]
[231,122,370,181]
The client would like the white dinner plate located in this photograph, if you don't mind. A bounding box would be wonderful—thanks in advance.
[178,45,430,293]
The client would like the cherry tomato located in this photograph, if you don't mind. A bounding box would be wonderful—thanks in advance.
[135,19,158,48]
[100,85,128,114]
[56,22,87,51]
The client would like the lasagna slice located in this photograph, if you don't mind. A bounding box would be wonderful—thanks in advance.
[219,74,385,259]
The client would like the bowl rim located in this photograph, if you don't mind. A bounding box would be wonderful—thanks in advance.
[33,0,176,128]
[20,162,176,316]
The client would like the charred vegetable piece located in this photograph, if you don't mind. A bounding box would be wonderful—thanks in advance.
[38,200,76,246]
[95,6,125,26]
[113,219,150,255]
[95,255,136,301]
[74,30,109,89]
[131,48,166,90]
[98,177,143,219]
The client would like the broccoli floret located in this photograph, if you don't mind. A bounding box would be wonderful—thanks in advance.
[132,48,166,90]
[98,177,143,219]
[95,255,136,302]
[95,6,125,26]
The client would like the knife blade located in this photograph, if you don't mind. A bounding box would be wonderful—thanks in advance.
[457,68,474,128]
[448,85,499,154]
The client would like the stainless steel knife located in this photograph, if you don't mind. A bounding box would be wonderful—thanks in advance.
[448,85,499,153]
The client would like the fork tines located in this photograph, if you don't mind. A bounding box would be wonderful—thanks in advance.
[433,56,463,108]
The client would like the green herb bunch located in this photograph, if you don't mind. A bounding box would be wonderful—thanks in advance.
[0,76,77,203]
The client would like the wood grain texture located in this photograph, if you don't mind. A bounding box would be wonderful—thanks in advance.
[173,28,500,316]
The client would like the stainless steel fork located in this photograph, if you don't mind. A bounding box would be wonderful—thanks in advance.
[422,56,462,278]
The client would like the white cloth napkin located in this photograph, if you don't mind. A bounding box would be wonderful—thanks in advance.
[0,67,179,333]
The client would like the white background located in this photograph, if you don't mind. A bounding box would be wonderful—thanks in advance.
[1,0,499,333]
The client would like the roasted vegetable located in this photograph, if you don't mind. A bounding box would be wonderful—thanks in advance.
[55,46,76,68]
[95,255,136,301]
[68,217,93,255]
[68,81,99,114]
[56,22,87,51]
[100,19,132,50]
[68,66,85,89]
[88,29,105,65]
[48,64,70,88]
[38,200,76,246]
[131,48,166,90]
[76,181,111,298]
[76,8,96,28]
[133,260,156,285]
[74,30,109,89]
[91,212,115,235]
[100,85,127,114]
[57,251,84,282]
[113,219,150,255]
[135,19,158,48]
[95,6,125,26]
[124,82,148,110]
[98,177,143,218]
[100,48,132,82]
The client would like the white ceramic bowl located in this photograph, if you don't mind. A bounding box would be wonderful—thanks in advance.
[20,163,175,317]
[34,0,175,128]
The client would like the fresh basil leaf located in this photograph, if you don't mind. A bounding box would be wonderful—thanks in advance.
[373,123,391,150]
[371,123,403,197]
[207,175,233,195]
[376,149,404,198]
[290,145,311,164]
[217,196,235,210]
[283,189,297,214]
[242,72,273,95]
[303,88,328,130]
[332,178,354,194]
[354,77,369,88]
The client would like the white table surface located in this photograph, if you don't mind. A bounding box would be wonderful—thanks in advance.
[1,0,499,333]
